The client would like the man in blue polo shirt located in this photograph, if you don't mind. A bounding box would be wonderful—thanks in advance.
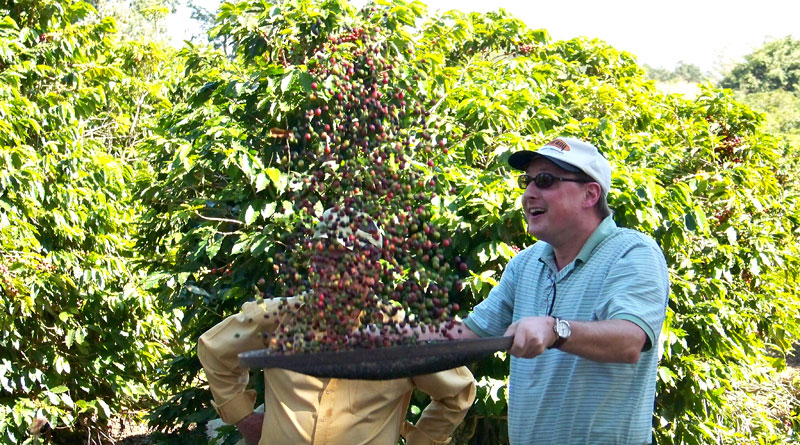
[448,137,670,444]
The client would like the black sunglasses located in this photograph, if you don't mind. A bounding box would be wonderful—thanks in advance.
[517,173,592,190]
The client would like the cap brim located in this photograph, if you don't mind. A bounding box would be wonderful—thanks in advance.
[508,150,535,170]
[508,151,581,173]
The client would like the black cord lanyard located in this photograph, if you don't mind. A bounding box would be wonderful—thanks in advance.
[546,273,557,316]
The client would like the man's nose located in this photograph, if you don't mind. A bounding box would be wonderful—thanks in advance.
[522,181,538,199]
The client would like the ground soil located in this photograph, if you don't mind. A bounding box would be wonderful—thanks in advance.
[791,345,800,367]
[109,416,155,445]
[111,422,205,445]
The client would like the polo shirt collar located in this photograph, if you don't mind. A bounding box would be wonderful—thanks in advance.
[575,215,616,263]
[538,215,617,265]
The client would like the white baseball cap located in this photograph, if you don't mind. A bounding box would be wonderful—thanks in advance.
[508,137,612,195]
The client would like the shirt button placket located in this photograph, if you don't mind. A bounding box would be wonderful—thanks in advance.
[314,381,335,444]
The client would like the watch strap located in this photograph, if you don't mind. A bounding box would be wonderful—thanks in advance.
[551,334,567,350]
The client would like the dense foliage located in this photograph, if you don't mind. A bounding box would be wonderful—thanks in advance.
[719,37,800,149]
[0,1,179,443]
[2,0,799,444]
[720,36,800,94]
[134,1,800,444]
[732,90,800,148]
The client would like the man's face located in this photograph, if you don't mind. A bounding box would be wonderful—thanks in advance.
[521,158,588,245]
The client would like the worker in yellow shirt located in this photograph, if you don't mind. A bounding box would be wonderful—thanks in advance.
[197,209,476,445]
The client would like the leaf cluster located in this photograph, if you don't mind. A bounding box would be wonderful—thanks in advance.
[6,1,797,444]
[720,36,800,94]
[136,2,800,444]
[0,1,179,442]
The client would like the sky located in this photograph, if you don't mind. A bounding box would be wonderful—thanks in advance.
[166,0,799,75]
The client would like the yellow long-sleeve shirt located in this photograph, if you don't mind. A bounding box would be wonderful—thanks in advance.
[198,297,476,445]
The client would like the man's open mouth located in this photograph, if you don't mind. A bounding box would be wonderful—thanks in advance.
[528,208,546,216]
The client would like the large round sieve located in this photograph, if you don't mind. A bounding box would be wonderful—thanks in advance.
[238,336,513,380]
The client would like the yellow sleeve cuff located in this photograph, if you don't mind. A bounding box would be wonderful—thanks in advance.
[211,389,257,425]
[401,421,452,445]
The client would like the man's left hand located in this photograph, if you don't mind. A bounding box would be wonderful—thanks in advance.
[236,412,263,445]
[504,316,556,358]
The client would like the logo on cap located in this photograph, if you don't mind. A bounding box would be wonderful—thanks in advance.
[546,139,570,152]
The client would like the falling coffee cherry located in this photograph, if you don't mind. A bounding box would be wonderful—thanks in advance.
[259,6,467,355]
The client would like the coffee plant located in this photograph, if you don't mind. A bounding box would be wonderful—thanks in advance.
[3,0,799,444]
[0,1,180,443]
[135,1,800,444]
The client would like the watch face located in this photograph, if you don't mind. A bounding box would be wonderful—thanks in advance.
[556,320,571,338]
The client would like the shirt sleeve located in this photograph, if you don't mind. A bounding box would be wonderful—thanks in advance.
[197,298,291,424]
[463,252,523,337]
[403,366,476,445]
[595,239,670,351]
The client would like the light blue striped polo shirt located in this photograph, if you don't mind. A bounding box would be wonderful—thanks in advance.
[464,216,670,444]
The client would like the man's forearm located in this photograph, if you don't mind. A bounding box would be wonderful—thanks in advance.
[559,319,647,363]
[505,316,647,362]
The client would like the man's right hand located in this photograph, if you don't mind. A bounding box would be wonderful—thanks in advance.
[236,412,263,445]
[504,316,556,358]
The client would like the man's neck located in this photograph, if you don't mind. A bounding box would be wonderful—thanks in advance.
[550,217,602,270]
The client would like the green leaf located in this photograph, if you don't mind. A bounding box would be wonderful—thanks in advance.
[47,391,60,405]
[255,172,269,192]
[265,168,283,191]
[206,237,223,260]
[725,226,738,245]
[193,80,222,104]
[693,206,707,233]
[185,284,211,298]
[244,204,257,225]
[683,213,696,232]
[280,71,295,92]
[232,235,251,254]
[240,152,253,179]
[250,234,272,255]
[96,399,111,418]
[261,202,277,219]
[60,392,74,409]
[175,144,193,171]
[298,71,313,91]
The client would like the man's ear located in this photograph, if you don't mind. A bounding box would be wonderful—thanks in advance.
[583,182,602,209]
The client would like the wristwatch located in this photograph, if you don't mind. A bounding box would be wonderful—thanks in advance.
[549,317,571,349]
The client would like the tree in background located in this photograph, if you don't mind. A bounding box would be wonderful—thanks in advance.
[739,90,800,147]
[91,0,179,41]
[720,36,800,93]
[644,61,707,83]
[719,36,800,148]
